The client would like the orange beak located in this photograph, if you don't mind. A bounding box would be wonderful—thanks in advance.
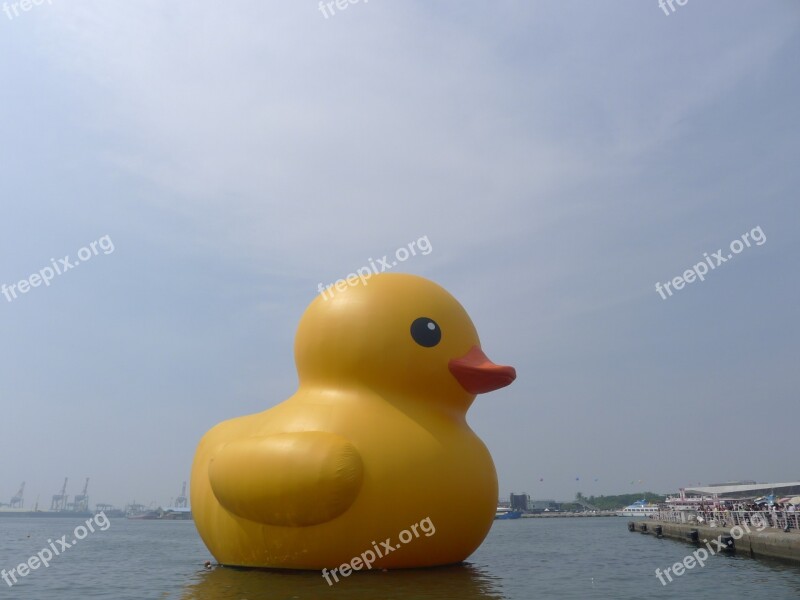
[448,346,516,395]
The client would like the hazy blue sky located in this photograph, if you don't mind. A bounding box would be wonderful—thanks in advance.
[1,1,798,509]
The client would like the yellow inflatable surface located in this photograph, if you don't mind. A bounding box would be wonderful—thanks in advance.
[191,273,516,570]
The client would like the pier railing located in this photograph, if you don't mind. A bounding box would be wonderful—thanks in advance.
[654,509,800,531]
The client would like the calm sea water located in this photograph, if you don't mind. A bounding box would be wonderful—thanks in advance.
[1,516,799,599]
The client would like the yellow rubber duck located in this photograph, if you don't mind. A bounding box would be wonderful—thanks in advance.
[191,273,516,570]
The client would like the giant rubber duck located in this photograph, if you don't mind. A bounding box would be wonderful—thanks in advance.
[191,273,516,570]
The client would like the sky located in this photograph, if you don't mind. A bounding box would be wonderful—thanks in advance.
[0,1,798,510]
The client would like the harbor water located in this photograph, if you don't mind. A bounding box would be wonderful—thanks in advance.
[1,516,799,599]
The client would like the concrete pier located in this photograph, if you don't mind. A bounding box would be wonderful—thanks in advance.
[631,520,800,563]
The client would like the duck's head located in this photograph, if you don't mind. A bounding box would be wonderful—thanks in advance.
[295,273,515,413]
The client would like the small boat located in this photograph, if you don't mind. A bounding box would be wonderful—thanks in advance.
[125,503,161,520]
[495,506,522,520]
[161,507,193,520]
[615,499,659,518]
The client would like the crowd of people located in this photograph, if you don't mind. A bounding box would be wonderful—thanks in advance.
[658,499,800,531]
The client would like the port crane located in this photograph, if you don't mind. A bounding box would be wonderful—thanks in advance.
[73,478,90,512]
[175,481,188,508]
[10,482,24,509]
[50,478,69,511]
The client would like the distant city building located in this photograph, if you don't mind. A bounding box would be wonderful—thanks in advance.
[510,493,530,512]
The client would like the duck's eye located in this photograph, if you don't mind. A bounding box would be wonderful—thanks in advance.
[410,317,441,347]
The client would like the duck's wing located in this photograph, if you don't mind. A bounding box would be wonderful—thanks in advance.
[208,431,363,526]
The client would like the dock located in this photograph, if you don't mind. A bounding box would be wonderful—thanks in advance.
[630,515,800,563]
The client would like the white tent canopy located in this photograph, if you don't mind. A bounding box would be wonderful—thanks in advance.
[684,482,800,498]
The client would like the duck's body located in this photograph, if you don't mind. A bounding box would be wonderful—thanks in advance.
[191,273,515,569]
[191,389,497,569]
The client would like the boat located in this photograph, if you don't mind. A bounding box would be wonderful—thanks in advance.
[663,495,716,511]
[160,507,193,520]
[495,506,522,520]
[125,503,162,520]
[125,503,192,520]
[615,499,659,518]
